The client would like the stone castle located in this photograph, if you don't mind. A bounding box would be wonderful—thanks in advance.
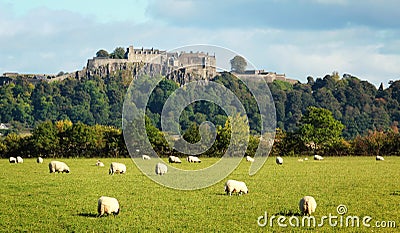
[1,44,297,86]
[86,45,217,85]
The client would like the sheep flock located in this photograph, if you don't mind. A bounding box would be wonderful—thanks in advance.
[3,153,387,218]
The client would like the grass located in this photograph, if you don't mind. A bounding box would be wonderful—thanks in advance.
[0,156,399,232]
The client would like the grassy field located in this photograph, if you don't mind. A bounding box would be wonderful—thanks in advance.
[0,156,399,232]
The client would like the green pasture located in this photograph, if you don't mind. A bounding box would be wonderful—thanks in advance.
[0,156,398,232]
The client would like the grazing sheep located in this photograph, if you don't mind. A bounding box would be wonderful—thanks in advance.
[97,196,120,217]
[9,157,17,163]
[192,156,201,163]
[49,161,70,173]
[376,155,384,161]
[168,156,182,163]
[142,154,151,160]
[276,156,283,165]
[109,162,126,175]
[16,156,23,163]
[246,156,255,162]
[187,156,201,163]
[304,158,309,161]
[37,157,44,164]
[95,160,105,167]
[155,163,168,175]
[299,196,317,216]
[224,179,248,196]
[314,155,324,160]
[298,158,304,162]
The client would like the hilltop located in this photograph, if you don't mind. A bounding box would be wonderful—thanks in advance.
[0,45,399,140]
[1,44,297,86]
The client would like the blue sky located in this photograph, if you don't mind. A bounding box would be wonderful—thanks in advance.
[1,0,400,86]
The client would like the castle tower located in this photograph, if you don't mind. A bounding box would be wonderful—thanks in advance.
[126,45,134,61]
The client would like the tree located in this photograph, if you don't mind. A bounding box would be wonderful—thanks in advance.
[96,49,109,58]
[353,130,386,156]
[182,122,201,144]
[298,107,344,154]
[110,47,126,59]
[209,114,249,157]
[31,121,59,157]
[230,55,247,73]
[307,76,314,85]
[0,140,6,156]
[2,133,23,157]
[145,116,171,154]
[67,122,97,157]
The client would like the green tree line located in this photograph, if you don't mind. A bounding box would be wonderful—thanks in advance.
[2,107,400,158]
[0,115,259,158]
[0,120,126,159]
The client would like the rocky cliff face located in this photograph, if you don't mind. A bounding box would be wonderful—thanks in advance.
[86,61,162,79]
[85,60,212,85]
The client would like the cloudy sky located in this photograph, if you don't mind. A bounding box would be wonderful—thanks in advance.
[1,0,399,87]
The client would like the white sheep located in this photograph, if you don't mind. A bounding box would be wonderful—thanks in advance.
[246,156,255,162]
[314,155,324,160]
[155,163,168,175]
[109,162,126,175]
[95,160,105,167]
[168,156,182,163]
[37,157,44,164]
[16,156,23,163]
[298,158,304,162]
[304,158,309,161]
[97,196,120,217]
[9,157,17,163]
[276,156,283,165]
[49,161,70,173]
[187,156,201,163]
[376,155,384,161]
[224,179,248,196]
[192,156,201,163]
[299,196,317,216]
[142,154,151,160]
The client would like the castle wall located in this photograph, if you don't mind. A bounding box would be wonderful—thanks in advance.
[126,46,167,64]
[233,71,298,84]
[87,58,128,69]
[178,52,216,68]
[128,53,165,64]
